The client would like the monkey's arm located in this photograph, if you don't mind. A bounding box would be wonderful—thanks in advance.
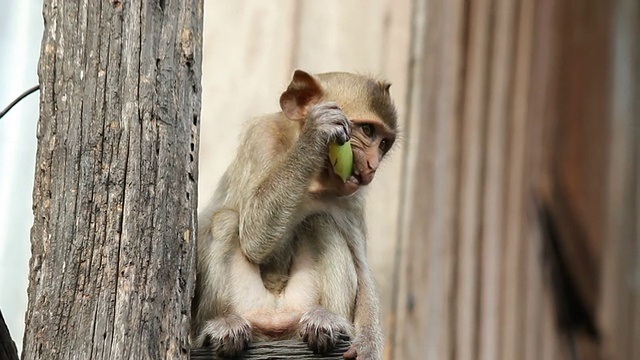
[237,104,350,265]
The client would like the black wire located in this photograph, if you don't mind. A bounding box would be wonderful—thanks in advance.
[0,85,40,120]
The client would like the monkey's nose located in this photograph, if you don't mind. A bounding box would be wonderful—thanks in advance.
[359,169,376,185]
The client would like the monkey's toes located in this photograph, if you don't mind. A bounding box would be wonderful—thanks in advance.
[198,315,253,358]
[343,331,382,360]
[298,308,351,355]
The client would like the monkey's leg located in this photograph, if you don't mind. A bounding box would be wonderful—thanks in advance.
[296,217,357,355]
[193,209,258,356]
[194,247,264,357]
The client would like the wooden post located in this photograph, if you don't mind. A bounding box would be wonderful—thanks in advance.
[22,1,203,359]
[599,0,640,359]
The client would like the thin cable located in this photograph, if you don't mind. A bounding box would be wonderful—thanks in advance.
[0,85,40,120]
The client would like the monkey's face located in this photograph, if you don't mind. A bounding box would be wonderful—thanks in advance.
[326,118,396,197]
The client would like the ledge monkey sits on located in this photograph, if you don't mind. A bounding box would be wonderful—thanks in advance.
[192,70,398,359]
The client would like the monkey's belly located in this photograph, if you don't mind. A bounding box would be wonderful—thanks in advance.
[228,246,321,339]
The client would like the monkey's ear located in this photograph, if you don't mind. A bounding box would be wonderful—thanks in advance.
[279,70,324,120]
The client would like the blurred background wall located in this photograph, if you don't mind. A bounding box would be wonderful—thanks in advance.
[0,0,637,359]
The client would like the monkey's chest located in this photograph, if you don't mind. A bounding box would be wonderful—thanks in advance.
[232,215,358,339]
[257,229,324,296]
[260,213,355,295]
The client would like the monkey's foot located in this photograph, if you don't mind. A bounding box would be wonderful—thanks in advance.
[197,314,253,358]
[298,308,352,355]
[343,328,383,360]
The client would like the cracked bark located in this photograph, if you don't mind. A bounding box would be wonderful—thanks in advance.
[22,1,203,359]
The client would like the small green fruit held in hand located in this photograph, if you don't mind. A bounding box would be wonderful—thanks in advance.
[329,141,354,183]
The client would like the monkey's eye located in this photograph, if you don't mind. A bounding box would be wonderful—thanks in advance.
[361,124,375,138]
[379,139,390,153]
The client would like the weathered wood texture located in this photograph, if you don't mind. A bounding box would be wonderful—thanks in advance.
[386,0,621,358]
[599,0,640,359]
[23,0,203,359]
[191,339,351,360]
[0,309,19,360]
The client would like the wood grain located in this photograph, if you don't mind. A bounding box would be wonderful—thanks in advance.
[191,339,351,360]
[599,1,639,359]
[23,1,203,359]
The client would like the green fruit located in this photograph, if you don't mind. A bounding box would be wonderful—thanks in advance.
[329,141,354,182]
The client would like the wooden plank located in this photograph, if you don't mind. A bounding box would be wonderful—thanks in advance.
[546,0,613,329]
[387,0,429,356]
[541,291,560,360]
[634,145,640,360]
[500,0,535,358]
[523,224,542,360]
[523,0,560,357]
[478,0,516,357]
[372,0,412,342]
[634,147,640,360]
[599,0,639,359]
[191,339,350,360]
[390,0,465,358]
[455,0,492,358]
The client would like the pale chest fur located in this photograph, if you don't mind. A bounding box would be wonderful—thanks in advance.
[229,200,360,339]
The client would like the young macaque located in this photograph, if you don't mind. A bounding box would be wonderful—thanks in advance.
[191,70,398,359]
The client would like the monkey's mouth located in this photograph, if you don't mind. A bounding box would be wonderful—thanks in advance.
[326,158,358,184]
[330,167,363,200]
[347,169,363,185]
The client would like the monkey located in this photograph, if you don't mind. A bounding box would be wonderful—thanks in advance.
[191,70,398,359]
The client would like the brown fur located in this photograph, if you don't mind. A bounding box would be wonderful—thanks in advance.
[192,70,398,359]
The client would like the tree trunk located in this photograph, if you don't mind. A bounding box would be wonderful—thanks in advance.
[22,0,203,359]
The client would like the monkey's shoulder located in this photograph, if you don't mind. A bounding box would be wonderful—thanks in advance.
[241,113,300,155]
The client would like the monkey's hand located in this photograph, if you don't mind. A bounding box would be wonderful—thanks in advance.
[304,102,352,149]
[343,327,383,360]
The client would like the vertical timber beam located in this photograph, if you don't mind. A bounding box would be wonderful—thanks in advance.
[23,0,203,359]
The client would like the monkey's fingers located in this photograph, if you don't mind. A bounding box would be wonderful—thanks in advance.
[343,337,380,360]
